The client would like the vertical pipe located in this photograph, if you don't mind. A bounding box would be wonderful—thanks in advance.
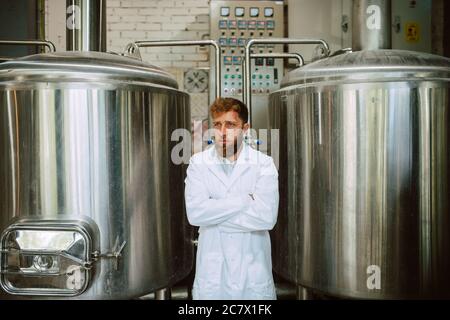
[155,288,172,300]
[296,285,314,300]
[66,0,107,51]
[36,0,46,53]
[352,0,391,50]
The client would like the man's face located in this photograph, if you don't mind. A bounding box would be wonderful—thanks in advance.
[212,111,249,157]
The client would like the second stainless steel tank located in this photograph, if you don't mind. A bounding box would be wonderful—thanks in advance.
[0,51,193,299]
[270,50,450,299]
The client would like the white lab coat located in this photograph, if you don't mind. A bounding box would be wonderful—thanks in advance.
[185,143,279,300]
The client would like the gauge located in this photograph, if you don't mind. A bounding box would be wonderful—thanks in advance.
[235,7,245,17]
[264,7,274,17]
[220,7,230,17]
[250,7,259,17]
[184,69,209,93]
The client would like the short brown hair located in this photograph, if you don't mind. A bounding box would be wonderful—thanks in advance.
[210,97,248,124]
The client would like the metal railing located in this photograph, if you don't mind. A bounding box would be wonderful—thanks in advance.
[0,40,56,53]
[125,40,221,99]
[244,38,330,125]
[244,52,304,98]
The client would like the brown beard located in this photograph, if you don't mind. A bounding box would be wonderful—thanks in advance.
[217,134,244,159]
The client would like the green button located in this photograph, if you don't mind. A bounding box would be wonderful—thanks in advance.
[231,75,236,79]
[238,82,242,86]
[259,75,263,79]
[224,82,228,86]
[238,75,242,79]
[224,74,229,79]
[252,74,256,79]
[266,82,270,86]
[266,75,270,79]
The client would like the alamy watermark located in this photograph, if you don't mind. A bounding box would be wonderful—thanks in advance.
[66,5,81,30]
[367,265,381,290]
[170,121,280,167]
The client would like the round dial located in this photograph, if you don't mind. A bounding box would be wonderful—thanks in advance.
[184,69,209,93]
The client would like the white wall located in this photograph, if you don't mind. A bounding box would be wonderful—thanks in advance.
[46,0,66,51]
[107,0,210,68]
[287,0,352,62]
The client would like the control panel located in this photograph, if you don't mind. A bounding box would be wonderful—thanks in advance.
[210,0,285,131]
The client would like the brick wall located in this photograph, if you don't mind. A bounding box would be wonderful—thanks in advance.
[107,0,210,69]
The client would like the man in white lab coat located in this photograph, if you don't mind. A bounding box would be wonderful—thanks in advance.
[184,97,279,300]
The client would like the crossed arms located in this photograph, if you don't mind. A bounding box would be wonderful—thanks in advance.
[184,158,279,233]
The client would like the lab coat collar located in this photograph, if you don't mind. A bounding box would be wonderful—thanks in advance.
[204,143,257,190]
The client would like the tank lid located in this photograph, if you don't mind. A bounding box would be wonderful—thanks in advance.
[281,50,450,88]
[0,51,179,89]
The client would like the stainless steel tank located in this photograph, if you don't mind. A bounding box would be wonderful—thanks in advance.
[270,49,450,299]
[0,51,193,299]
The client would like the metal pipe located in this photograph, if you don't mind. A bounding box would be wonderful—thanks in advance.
[0,40,56,53]
[352,0,391,50]
[139,282,298,300]
[155,288,172,300]
[66,0,107,51]
[274,281,298,300]
[124,40,221,100]
[250,53,304,65]
[297,285,314,300]
[139,286,189,300]
[244,53,304,105]
[244,38,330,126]
[330,48,353,57]
[36,0,46,53]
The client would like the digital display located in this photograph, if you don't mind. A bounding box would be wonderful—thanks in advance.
[235,7,245,17]
[238,38,247,46]
[264,7,274,17]
[232,56,242,65]
[223,56,233,65]
[219,20,228,29]
[238,20,247,29]
[250,7,259,17]
[229,37,238,46]
[219,38,227,46]
[221,7,230,17]
[228,20,237,29]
